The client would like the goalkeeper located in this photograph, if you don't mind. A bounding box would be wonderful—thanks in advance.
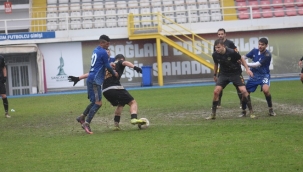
[68,54,145,130]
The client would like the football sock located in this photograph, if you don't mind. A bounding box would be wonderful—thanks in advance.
[82,103,94,116]
[218,91,223,106]
[212,101,219,114]
[131,114,137,119]
[265,94,272,108]
[114,115,120,123]
[242,95,252,111]
[235,86,242,102]
[2,98,8,113]
[85,104,101,123]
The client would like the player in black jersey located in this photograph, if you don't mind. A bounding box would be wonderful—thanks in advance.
[102,54,145,130]
[214,28,242,108]
[206,39,256,120]
[0,55,10,118]
[298,56,303,83]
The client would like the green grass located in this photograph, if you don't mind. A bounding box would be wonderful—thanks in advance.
[0,80,302,172]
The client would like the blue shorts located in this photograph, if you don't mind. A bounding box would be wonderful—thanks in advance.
[246,77,270,93]
[87,81,102,103]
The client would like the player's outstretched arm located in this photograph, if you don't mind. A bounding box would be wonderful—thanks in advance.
[122,61,142,73]
[68,73,89,86]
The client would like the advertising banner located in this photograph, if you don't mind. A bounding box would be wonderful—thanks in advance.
[39,42,84,88]
[0,32,56,41]
[82,28,303,85]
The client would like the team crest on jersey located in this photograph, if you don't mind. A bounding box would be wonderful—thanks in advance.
[265,53,269,56]
[105,69,112,79]
[227,57,231,61]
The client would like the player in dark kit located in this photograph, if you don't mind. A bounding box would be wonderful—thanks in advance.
[206,39,255,120]
[214,28,242,108]
[103,54,146,130]
[0,55,10,118]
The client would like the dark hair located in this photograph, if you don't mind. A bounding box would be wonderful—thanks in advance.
[217,28,226,33]
[214,39,225,46]
[115,54,125,60]
[259,38,268,45]
[99,34,110,42]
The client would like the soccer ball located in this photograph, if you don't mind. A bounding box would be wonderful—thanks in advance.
[138,118,150,129]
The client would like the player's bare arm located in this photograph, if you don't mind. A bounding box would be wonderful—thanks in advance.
[122,61,142,73]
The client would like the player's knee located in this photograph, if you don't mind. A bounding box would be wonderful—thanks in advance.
[128,99,137,106]
[95,101,102,106]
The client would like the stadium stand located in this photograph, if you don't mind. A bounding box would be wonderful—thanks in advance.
[3,0,303,32]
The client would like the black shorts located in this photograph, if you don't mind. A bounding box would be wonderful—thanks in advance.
[0,83,6,94]
[216,74,245,88]
[301,68,303,73]
[103,89,134,106]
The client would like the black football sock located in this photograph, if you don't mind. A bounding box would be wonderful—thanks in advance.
[114,115,120,123]
[265,94,272,108]
[212,101,219,114]
[131,114,137,119]
[2,98,8,113]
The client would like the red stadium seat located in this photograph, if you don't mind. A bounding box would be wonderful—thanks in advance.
[284,0,295,7]
[260,0,271,9]
[262,8,273,18]
[296,0,303,7]
[285,7,297,15]
[273,7,285,17]
[248,0,259,10]
[235,0,246,2]
[237,1,248,11]
[252,9,262,18]
[298,6,303,14]
[272,0,283,8]
[238,10,250,19]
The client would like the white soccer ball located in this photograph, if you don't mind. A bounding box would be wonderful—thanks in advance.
[138,118,150,129]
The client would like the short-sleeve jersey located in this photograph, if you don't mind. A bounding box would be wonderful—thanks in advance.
[87,46,111,85]
[246,48,271,80]
[0,55,6,78]
[213,39,237,52]
[103,60,125,89]
[212,48,242,76]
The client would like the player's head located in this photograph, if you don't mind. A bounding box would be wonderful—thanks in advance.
[99,35,110,49]
[258,38,268,53]
[214,39,225,54]
[217,28,226,40]
[115,54,125,61]
[0,55,5,67]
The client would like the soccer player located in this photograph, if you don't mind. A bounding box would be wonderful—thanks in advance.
[214,28,242,108]
[69,54,145,131]
[206,39,255,120]
[102,54,146,130]
[240,38,276,117]
[298,56,303,83]
[0,55,10,118]
[75,35,118,134]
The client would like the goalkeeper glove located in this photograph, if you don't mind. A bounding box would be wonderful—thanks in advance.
[68,76,80,86]
[134,66,142,73]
